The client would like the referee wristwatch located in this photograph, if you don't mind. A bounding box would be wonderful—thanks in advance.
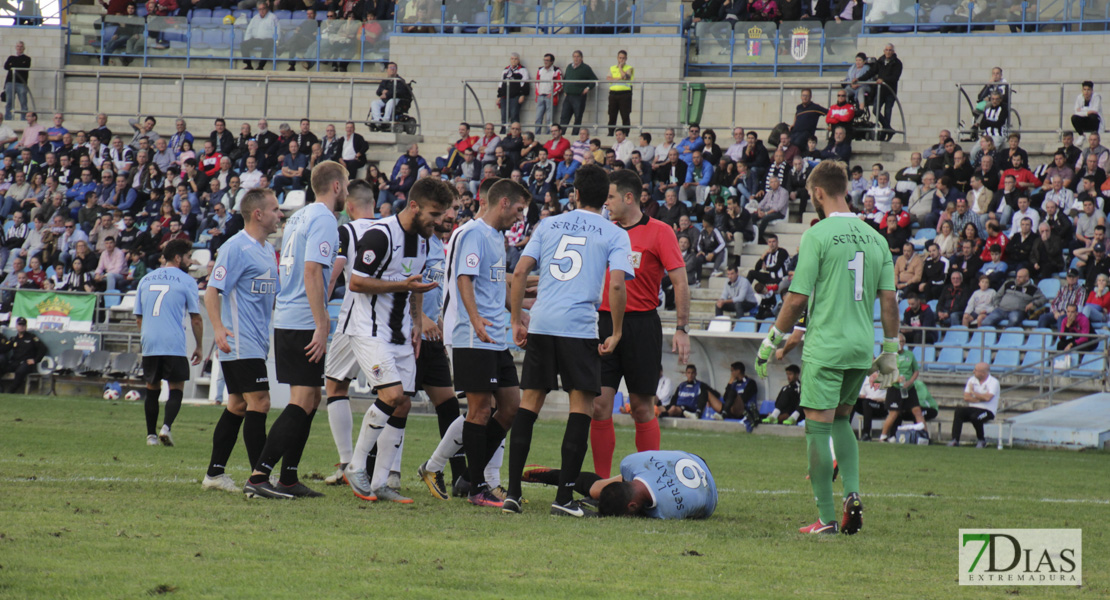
[675,325,688,334]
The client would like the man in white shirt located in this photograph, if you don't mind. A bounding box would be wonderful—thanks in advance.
[241,1,280,71]
[0,114,16,151]
[867,171,896,214]
[612,129,633,165]
[1009,196,1040,237]
[533,53,562,135]
[239,156,263,190]
[948,362,999,448]
[725,127,747,162]
[1042,175,1074,213]
[654,366,675,410]
[1071,81,1103,136]
[652,127,676,168]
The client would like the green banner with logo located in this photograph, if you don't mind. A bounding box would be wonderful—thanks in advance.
[12,291,97,332]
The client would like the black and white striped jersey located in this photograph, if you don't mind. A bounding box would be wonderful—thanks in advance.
[336,215,428,345]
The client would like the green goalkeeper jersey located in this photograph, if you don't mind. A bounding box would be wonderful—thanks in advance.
[789,213,895,370]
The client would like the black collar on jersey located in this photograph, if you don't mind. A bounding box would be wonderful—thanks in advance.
[621,212,649,232]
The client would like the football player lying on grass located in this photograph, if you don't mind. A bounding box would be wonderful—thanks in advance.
[521,450,716,519]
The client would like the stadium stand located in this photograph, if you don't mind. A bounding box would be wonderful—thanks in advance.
[0,0,1107,445]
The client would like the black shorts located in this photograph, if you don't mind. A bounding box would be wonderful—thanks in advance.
[451,347,519,392]
[416,339,453,389]
[885,386,920,413]
[141,355,190,385]
[520,333,600,396]
[274,328,325,387]
[222,358,269,395]
[599,310,662,396]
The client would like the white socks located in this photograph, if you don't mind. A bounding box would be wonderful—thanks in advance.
[485,441,504,489]
[327,398,353,464]
[427,416,464,473]
[372,424,405,490]
[350,403,389,472]
[789,411,801,422]
[390,432,405,472]
[768,409,781,420]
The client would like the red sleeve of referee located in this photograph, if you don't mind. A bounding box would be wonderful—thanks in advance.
[655,219,685,272]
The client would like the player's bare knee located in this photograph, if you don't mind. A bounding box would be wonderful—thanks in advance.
[245,392,270,414]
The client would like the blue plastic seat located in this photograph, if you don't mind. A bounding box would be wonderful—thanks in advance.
[929,346,962,371]
[992,349,1020,370]
[898,299,908,314]
[212,8,231,19]
[191,8,212,20]
[926,299,937,312]
[873,298,882,322]
[956,348,984,371]
[1037,278,1061,300]
[613,391,625,414]
[996,327,1026,348]
[759,400,775,415]
[938,329,968,346]
[1019,350,1046,374]
[733,320,757,333]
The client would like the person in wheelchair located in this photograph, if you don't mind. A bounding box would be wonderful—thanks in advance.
[369,62,414,132]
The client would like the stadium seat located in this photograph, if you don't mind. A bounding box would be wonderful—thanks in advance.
[1019,349,1047,374]
[707,317,732,332]
[938,329,968,346]
[107,352,141,379]
[53,349,85,376]
[898,299,908,313]
[191,8,212,20]
[872,298,881,322]
[1037,278,1061,300]
[613,391,624,414]
[732,319,757,333]
[957,348,986,372]
[992,349,1020,371]
[281,190,306,212]
[926,299,937,313]
[189,249,211,277]
[929,346,962,372]
[759,400,775,415]
[997,327,1026,348]
[1023,328,1053,349]
[81,351,113,377]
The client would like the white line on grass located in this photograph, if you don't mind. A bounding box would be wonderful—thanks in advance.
[719,488,1110,505]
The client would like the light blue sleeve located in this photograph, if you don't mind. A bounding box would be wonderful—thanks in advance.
[521,220,546,262]
[454,229,485,278]
[304,212,338,266]
[185,276,201,314]
[133,277,145,316]
[607,228,635,279]
[209,243,240,292]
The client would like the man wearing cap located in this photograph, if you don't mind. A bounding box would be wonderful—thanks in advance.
[1081,242,1110,284]
[1038,269,1087,330]
[0,316,46,393]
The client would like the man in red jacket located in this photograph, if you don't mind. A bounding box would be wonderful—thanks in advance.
[826,90,856,139]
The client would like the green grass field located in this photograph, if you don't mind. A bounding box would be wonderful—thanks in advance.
[0,395,1105,599]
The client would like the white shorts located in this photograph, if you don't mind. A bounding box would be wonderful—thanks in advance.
[350,335,416,394]
[324,331,361,382]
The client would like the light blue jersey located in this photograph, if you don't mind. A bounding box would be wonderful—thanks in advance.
[422,234,446,325]
[619,451,717,520]
[451,219,507,351]
[134,266,200,357]
[274,203,338,330]
[522,209,635,339]
[209,230,279,361]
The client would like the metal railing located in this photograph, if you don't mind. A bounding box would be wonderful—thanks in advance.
[64,13,390,72]
[390,0,681,35]
[861,0,1110,35]
[461,77,907,143]
[956,79,1110,143]
[5,67,410,128]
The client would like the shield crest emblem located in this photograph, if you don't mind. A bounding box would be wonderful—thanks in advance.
[790,27,809,62]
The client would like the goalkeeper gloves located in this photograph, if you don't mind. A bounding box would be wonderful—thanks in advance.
[754,326,786,378]
[870,338,900,388]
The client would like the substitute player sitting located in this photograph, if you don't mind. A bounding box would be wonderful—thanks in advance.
[522,450,717,519]
[755,160,901,535]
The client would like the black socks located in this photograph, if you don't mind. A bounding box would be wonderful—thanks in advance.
[144,387,161,436]
[507,408,538,498]
[556,413,591,505]
[206,409,243,477]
